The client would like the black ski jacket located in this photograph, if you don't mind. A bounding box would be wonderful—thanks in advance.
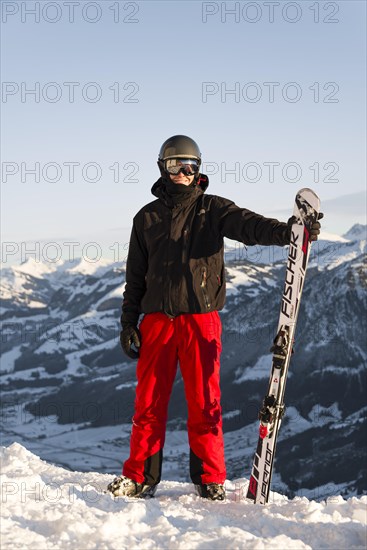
[121,176,290,327]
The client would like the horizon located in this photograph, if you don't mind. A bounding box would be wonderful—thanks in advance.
[1,215,365,270]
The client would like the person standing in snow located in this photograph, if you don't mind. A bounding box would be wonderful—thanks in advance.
[107,135,322,500]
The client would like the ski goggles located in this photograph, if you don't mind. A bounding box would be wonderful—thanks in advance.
[164,158,200,176]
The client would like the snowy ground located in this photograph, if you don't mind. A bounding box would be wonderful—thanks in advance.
[1,443,366,550]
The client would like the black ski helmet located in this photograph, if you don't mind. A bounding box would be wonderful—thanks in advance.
[158,135,201,163]
[158,135,201,179]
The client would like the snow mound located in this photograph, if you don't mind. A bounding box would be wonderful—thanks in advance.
[1,443,366,549]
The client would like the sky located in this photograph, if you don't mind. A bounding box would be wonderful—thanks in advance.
[1,0,366,264]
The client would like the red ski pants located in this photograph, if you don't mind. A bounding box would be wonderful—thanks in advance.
[122,311,226,485]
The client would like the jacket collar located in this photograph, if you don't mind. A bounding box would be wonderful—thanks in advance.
[151,174,209,208]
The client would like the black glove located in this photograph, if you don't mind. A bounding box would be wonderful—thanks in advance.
[309,212,324,241]
[120,325,141,359]
[287,212,324,242]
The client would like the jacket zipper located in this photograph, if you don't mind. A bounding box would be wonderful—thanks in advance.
[182,227,189,263]
[200,267,211,310]
[164,212,173,316]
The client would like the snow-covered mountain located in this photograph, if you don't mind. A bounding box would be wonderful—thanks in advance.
[1,226,366,500]
[1,443,366,550]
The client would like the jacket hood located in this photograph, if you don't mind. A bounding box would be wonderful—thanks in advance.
[151,174,209,208]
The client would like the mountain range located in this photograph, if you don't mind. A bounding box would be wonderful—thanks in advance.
[1,224,366,499]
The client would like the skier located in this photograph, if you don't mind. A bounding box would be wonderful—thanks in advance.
[107,135,322,500]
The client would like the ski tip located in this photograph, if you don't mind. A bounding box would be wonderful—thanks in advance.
[296,188,321,201]
[295,188,321,212]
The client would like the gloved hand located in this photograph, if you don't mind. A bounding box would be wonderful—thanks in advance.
[309,212,324,241]
[120,325,141,359]
[287,212,324,242]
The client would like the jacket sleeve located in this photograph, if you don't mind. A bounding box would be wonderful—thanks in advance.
[214,196,290,246]
[121,215,148,329]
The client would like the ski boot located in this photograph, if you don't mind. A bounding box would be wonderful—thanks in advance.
[195,483,225,501]
[107,475,157,498]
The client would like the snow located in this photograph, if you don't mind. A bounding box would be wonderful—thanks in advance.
[308,403,342,427]
[318,231,349,243]
[225,265,277,297]
[0,346,23,374]
[12,257,57,278]
[279,407,313,437]
[225,266,259,296]
[1,443,366,550]
[330,406,367,430]
[65,257,115,276]
[234,354,271,382]
[343,224,367,241]
[234,354,293,383]
[115,381,138,390]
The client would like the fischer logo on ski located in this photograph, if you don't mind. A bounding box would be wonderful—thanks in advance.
[246,188,321,505]
[281,231,298,319]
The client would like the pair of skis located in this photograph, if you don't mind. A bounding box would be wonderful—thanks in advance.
[246,188,321,505]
